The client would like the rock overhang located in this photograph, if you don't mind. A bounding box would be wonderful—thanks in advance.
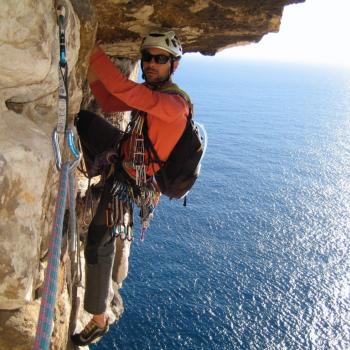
[82,0,305,58]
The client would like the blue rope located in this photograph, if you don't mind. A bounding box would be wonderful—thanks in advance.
[68,168,77,257]
[33,162,70,350]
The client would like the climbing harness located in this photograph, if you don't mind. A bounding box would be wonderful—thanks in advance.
[33,3,81,350]
[109,111,161,241]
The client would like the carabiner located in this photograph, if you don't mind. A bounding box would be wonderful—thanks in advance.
[66,129,81,171]
[66,128,80,160]
[52,128,81,172]
[52,128,62,171]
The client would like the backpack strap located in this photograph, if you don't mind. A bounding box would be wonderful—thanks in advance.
[159,83,193,118]
[142,117,163,167]
[142,118,170,192]
[143,82,192,165]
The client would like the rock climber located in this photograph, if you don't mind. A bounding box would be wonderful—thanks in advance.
[71,30,190,346]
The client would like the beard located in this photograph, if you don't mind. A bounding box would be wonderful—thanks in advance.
[143,67,171,84]
[144,68,161,83]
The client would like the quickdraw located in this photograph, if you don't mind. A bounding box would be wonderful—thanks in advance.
[111,180,134,241]
[56,3,68,135]
[110,175,160,242]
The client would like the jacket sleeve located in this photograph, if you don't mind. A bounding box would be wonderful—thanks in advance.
[89,49,189,123]
[90,80,132,113]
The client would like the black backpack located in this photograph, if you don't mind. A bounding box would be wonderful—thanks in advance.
[144,84,204,200]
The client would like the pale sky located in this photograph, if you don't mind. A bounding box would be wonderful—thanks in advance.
[217,0,350,68]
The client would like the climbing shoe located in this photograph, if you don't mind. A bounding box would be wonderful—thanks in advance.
[71,318,109,346]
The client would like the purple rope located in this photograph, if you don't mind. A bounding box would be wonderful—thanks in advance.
[33,162,69,350]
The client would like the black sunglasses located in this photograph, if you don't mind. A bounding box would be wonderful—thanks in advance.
[141,51,172,64]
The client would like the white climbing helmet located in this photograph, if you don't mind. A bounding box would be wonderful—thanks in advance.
[141,31,183,58]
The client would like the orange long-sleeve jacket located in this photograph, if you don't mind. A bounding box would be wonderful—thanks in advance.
[89,49,189,178]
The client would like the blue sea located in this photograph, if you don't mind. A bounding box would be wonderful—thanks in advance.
[93,57,350,349]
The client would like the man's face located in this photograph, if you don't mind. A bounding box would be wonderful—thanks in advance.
[142,47,179,83]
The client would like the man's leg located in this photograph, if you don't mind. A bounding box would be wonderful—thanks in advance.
[76,110,124,316]
[72,110,123,346]
[84,185,115,316]
[71,180,114,346]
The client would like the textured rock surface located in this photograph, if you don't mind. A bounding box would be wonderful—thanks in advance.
[0,0,80,108]
[0,0,80,311]
[0,300,40,350]
[0,0,303,348]
[0,111,53,309]
[93,0,304,57]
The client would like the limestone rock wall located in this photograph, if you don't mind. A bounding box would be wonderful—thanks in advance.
[0,0,303,349]
[0,0,81,310]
